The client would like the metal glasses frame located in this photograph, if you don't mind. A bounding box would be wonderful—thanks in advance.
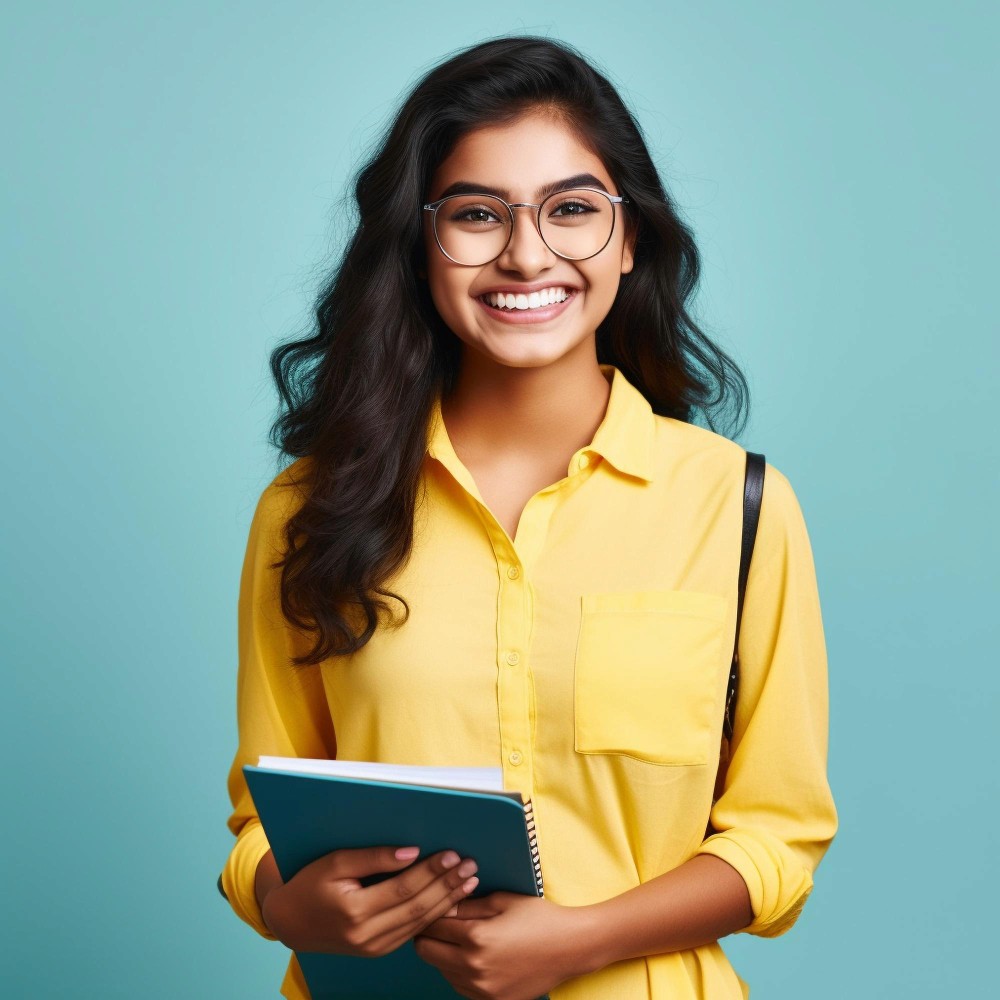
[422,187,630,266]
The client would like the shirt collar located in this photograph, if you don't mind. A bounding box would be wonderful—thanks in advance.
[426,363,656,483]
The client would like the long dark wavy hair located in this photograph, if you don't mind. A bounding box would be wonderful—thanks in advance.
[267,35,749,665]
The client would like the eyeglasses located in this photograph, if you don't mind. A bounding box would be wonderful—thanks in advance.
[422,187,629,267]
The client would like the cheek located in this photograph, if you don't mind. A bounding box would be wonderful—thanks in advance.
[582,260,623,308]
[426,266,473,330]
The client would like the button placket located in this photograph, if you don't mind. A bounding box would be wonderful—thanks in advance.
[495,543,533,796]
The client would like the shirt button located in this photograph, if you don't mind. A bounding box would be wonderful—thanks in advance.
[506,565,520,580]
[505,651,520,666]
[508,750,523,766]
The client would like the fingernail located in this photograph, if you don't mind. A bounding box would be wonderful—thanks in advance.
[457,860,477,878]
[441,851,460,868]
[462,876,479,893]
[395,846,420,860]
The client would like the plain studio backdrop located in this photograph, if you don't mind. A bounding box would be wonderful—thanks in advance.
[1,2,995,996]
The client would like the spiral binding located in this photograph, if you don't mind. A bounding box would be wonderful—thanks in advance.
[523,798,544,896]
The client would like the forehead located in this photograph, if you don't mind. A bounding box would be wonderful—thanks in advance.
[428,110,614,201]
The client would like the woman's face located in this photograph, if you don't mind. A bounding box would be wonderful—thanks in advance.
[422,108,635,372]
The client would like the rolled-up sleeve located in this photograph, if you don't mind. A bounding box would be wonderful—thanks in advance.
[220,469,337,939]
[697,464,838,938]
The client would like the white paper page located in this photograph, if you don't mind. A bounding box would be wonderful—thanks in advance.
[256,755,505,792]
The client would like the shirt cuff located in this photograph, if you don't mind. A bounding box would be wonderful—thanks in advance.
[697,827,814,938]
[221,819,278,940]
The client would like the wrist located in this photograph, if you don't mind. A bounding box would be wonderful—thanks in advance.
[560,902,612,979]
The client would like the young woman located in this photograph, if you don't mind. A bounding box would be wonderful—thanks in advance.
[221,36,837,1000]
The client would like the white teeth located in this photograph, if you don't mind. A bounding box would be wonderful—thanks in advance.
[484,287,571,310]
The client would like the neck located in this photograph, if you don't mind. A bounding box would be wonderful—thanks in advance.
[440,351,613,464]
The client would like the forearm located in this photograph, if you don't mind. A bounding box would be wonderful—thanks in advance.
[576,854,753,973]
[254,850,283,920]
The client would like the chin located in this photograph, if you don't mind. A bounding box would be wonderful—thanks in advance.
[479,340,592,371]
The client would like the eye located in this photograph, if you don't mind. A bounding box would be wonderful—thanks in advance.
[551,200,592,216]
[449,204,504,225]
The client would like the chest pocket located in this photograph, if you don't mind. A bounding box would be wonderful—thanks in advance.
[574,590,728,766]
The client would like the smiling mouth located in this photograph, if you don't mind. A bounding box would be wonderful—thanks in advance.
[478,286,573,311]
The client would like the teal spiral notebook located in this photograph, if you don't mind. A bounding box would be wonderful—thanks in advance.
[243,758,545,999]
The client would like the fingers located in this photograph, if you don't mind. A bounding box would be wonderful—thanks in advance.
[320,844,425,881]
[362,858,480,954]
[372,876,479,956]
[360,849,471,913]
[267,846,482,958]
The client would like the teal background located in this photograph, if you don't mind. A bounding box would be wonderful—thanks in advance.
[2,1,995,996]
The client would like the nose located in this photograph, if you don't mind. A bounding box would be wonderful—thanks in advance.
[496,205,556,276]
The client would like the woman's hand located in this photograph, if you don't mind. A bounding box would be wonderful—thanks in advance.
[256,846,480,956]
[413,892,599,1000]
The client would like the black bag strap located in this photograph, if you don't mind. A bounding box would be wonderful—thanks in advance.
[723,451,766,740]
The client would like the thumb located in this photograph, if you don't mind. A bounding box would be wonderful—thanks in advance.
[452,894,506,919]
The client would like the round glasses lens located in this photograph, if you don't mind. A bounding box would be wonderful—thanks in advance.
[538,189,616,261]
[434,195,512,265]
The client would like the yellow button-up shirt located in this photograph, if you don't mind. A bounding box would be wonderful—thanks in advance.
[222,364,837,999]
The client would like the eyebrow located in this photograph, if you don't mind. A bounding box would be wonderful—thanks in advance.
[436,172,611,201]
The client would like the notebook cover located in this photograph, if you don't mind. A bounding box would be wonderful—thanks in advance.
[244,765,543,999]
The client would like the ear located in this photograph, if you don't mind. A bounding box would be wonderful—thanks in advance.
[620,219,637,275]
